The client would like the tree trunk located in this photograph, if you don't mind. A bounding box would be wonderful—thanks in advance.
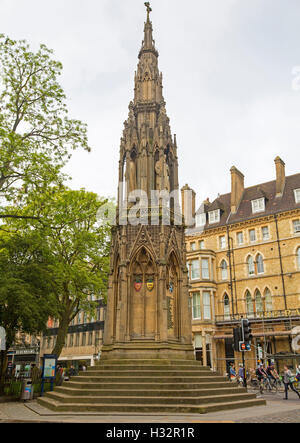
[51,314,70,359]
[0,350,8,395]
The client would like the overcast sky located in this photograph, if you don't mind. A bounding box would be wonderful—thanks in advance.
[1,0,300,208]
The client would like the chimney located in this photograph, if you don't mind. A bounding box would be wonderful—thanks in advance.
[181,184,196,227]
[230,166,244,214]
[274,156,286,197]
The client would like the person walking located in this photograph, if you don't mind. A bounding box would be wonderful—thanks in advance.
[283,365,300,400]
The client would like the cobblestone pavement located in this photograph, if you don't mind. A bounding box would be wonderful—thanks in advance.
[237,409,300,423]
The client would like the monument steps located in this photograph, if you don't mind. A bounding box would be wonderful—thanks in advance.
[38,397,265,414]
[46,391,255,406]
[37,360,266,414]
[54,386,246,397]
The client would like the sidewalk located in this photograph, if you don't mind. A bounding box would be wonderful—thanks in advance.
[0,394,300,423]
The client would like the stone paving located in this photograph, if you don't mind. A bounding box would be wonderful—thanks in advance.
[0,392,300,423]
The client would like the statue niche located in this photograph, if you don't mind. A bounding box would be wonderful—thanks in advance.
[130,247,156,339]
[166,252,179,339]
[128,149,137,194]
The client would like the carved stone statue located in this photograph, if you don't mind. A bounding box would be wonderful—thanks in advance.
[155,158,161,190]
[163,154,170,192]
[129,158,137,193]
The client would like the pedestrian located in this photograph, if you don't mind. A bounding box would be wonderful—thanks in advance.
[69,365,75,377]
[282,365,300,400]
[296,365,300,382]
[229,363,236,381]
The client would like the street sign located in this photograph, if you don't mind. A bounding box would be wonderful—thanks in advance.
[0,327,6,351]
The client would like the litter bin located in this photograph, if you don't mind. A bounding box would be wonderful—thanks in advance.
[20,378,34,401]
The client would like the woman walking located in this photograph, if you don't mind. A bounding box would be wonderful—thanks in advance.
[283,365,300,400]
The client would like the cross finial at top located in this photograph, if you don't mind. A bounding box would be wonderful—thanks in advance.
[144,2,152,22]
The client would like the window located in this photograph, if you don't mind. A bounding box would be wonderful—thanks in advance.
[221,260,228,280]
[88,332,93,346]
[69,334,73,347]
[237,232,244,245]
[247,256,255,276]
[297,248,300,269]
[201,258,210,280]
[224,294,230,320]
[208,210,220,224]
[203,292,211,320]
[294,189,300,204]
[199,240,205,250]
[251,198,265,213]
[219,236,226,249]
[191,259,200,280]
[75,333,80,347]
[264,288,272,312]
[262,226,270,241]
[82,332,86,346]
[255,290,263,317]
[190,242,196,251]
[192,293,201,319]
[249,229,256,242]
[256,254,264,274]
[196,213,206,227]
[246,291,254,318]
[293,220,300,234]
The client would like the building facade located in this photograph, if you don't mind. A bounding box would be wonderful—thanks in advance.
[185,157,300,375]
[40,298,106,370]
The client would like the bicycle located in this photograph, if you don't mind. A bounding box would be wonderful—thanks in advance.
[260,376,279,395]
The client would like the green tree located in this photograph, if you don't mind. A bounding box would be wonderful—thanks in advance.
[0,35,90,219]
[9,187,112,359]
[0,231,57,393]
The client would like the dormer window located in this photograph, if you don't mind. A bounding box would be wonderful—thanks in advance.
[196,213,206,227]
[208,209,220,224]
[251,198,265,214]
[294,189,300,204]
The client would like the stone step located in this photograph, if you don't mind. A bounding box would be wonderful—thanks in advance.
[38,397,266,414]
[63,381,234,390]
[96,360,206,366]
[55,386,247,397]
[70,375,228,383]
[80,370,213,377]
[89,365,212,371]
[45,391,256,406]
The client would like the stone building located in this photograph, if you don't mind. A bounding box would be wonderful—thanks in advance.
[40,298,106,370]
[185,157,300,375]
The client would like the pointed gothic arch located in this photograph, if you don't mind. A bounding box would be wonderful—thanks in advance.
[130,246,157,338]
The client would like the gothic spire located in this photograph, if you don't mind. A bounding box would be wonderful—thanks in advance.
[139,2,158,59]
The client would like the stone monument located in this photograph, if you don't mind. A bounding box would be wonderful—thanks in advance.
[101,3,194,361]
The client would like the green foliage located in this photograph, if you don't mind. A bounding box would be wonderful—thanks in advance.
[0,34,91,213]
[0,231,58,348]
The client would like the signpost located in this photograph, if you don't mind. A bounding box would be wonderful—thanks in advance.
[40,354,57,397]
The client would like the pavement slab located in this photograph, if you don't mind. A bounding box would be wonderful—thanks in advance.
[0,394,300,423]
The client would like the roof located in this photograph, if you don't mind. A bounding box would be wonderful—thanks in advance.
[191,173,300,232]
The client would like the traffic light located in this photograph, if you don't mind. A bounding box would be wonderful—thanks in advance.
[241,319,253,347]
[233,327,242,352]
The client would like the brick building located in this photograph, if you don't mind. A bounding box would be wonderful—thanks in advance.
[185,157,300,375]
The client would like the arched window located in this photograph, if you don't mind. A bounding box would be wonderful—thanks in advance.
[255,290,263,317]
[245,291,254,318]
[247,256,255,276]
[224,294,230,320]
[256,254,264,274]
[297,247,300,270]
[264,288,273,312]
[221,260,228,280]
